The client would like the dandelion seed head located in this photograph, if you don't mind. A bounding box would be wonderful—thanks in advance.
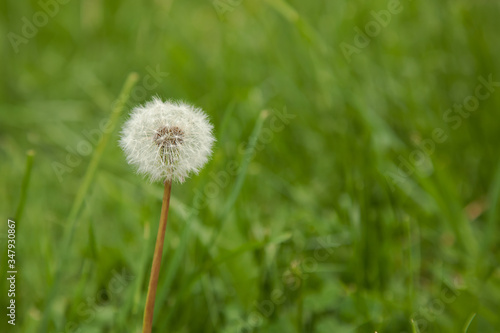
[120,97,215,183]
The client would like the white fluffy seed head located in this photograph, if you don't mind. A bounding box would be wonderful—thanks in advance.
[119,97,215,183]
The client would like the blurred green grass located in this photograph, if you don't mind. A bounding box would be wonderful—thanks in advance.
[1,0,500,332]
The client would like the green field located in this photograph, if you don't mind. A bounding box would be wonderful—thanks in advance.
[1,0,500,332]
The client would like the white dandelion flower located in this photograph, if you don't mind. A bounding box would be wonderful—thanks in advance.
[120,97,215,183]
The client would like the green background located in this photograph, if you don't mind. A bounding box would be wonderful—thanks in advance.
[1,0,500,332]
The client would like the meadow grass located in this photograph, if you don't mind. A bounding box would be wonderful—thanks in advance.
[1,0,500,332]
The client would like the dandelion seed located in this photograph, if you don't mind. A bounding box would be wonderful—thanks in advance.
[120,97,215,183]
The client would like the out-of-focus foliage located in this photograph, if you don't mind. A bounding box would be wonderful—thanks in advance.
[1,0,499,332]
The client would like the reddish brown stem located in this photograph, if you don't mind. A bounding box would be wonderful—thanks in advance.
[142,180,172,333]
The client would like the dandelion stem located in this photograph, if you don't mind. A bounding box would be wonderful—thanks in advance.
[143,180,172,333]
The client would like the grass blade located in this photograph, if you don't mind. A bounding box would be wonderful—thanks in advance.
[37,72,139,333]
[463,313,476,333]
[14,149,35,222]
